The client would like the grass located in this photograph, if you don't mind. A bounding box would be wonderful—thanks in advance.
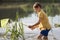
[4,11,25,40]
[54,24,60,27]
[1,18,9,28]
[4,21,25,40]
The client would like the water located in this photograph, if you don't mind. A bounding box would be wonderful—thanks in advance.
[20,13,60,40]
[0,13,60,40]
[21,13,60,28]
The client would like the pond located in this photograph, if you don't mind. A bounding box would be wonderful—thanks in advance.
[21,13,60,28]
[0,13,60,40]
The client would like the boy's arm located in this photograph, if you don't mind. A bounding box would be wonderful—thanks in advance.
[32,19,40,27]
[29,18,40,30]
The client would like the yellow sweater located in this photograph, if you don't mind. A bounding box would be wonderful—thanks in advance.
[38,9,51,30]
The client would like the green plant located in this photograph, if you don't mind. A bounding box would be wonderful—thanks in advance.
[4,21,25,40]
[4,11,25,40]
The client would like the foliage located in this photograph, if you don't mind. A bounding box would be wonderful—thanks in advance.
[4,21,25,40]
[1,18,9,27]
[4,12,25,40]
[0,3,60,20]
[43,4,60,16]
[54,24,60,27]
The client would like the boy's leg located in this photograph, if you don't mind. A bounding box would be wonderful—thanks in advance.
[43,36,48,40]
[38,34,43,40]
[40,29,50,40]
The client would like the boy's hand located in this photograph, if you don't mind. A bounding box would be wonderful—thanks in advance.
[28,26,34,30]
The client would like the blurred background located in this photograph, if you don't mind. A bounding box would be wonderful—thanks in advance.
[0,0,60,40]
[0,0,60,27]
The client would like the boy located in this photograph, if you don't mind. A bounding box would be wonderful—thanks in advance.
[29,2,51,40]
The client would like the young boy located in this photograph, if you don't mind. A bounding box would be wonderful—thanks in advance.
[29,2,51,40]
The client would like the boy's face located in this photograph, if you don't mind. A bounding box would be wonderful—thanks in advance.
[33,6,41,13]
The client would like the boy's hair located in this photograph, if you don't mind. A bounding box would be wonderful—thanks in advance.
[33,2,41,8]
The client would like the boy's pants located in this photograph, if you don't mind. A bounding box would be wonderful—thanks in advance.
[40,29,50,36]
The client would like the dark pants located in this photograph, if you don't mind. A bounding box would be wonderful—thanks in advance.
[40,29,50,36]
